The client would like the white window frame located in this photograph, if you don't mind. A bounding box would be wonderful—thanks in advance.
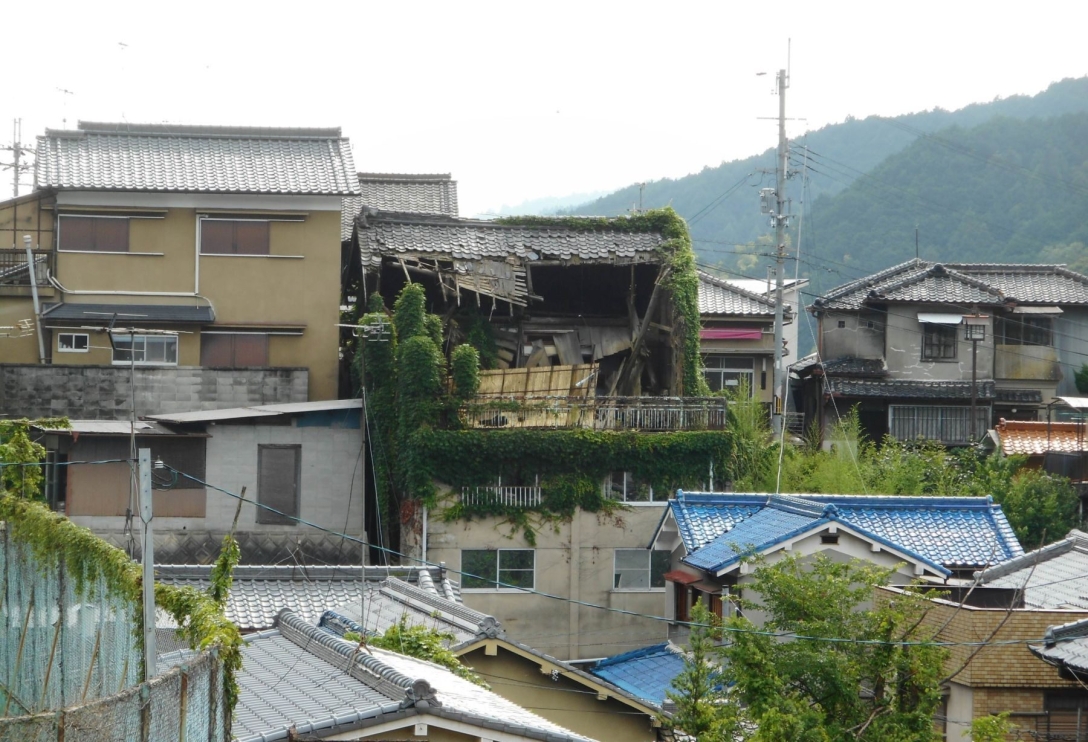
[111,334,179,366]
[702,354,756,396]
[461,549,535,592]
[603,471,664,504]
[57,333,90,353]
[613,549,670,591]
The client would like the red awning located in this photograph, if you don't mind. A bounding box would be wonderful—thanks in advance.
[663,570,701,585]
[700,328,763,340]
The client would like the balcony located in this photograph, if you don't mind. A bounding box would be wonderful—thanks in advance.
[888,405,991,445]
[460,486,543,508]
[458,396,731,432]
[0,249,52,287]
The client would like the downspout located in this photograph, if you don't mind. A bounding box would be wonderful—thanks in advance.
[421,505,428,566]
[24,235,46,364]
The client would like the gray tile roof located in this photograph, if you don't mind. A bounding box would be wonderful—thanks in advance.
[814,259,1088,311]
[697,271,777,316]
[1030,616,1088,675]
[827,377,997,400]
[41,302,214,324]
[36,121,359,196]
[341,173,459,241]
[234,610,593,742]
[979,530,1088,610]
[794,355,887,377]
[155,564,462,632]
[356,212,664,269]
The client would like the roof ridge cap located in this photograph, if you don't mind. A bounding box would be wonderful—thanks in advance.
[358,172,453,182]
[72,121,345,140]
[817,259,927,303]
[696,270,777,308]
[381,578,498,635]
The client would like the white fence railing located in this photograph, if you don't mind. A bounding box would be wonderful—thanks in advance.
[459,396,735,431]
[460,486,543,508]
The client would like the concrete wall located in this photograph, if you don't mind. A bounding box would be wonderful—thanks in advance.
[885,308,994,381]
[0,364,307,418]
[819,310,885,361]
[460,645,658,742]
[423,504,670,660]
[70,417,363,538]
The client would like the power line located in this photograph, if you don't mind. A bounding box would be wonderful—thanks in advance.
[166,463,1083,650]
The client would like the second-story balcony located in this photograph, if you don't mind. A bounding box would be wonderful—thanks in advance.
[0,249,52,290]
[458,396,732,432]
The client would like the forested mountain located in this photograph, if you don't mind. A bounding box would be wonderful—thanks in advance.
[560,77,1088,275]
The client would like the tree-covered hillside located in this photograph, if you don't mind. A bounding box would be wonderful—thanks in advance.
[561,77,1088,278]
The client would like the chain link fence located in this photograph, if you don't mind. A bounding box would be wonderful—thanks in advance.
[0,524,226,740]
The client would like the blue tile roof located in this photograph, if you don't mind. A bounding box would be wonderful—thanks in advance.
[589,643,686,706]
[668,493,1023,574]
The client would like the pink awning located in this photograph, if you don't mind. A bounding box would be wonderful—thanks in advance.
[700,328,763,340]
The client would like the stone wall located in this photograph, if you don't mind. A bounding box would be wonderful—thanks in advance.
[0,364,308,419]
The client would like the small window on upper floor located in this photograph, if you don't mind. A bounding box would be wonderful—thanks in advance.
[200,219,270,255]
[604,471,664,503]
[996,316,1053,347]
[614,549,670,590]
[922,324,957,361]
[60,215,129,252]
[113,334,178,366]
[58,333,89,353]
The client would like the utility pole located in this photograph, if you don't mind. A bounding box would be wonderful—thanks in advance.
[771,68,789,435]
[1,119,32,197]
[138,447,157,681]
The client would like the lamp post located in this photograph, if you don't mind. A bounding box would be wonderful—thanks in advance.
[963,313,988,442]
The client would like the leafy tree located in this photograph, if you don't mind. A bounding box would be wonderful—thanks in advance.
[1075,362,1088,395]
[356,614,489,688]
[0,418,68,499]
[718,555,946,742]
[663,599,747,741]
[968,712,1013,741]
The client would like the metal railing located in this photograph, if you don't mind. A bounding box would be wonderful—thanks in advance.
[460,486,543,508]
[888,405,991,445]
[0,249,51,286]
[458,396,732,431]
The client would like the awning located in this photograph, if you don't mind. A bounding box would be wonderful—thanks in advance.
[700,328,763,340]
[41,302,215,324]
[663,570,701,585]
[917,313,964,324]
[1056,396,1088,411]
[1012,306,1063,315]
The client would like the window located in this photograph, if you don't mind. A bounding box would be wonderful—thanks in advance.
[614,549,670,590]
[257,445,301,525]
[58,333,89,353]
[461,549,534,590]
[200,219,270,255]
[837,320,847,328]
[201,333,269,367]
[995,316,1052,346]
[60,215,129,252]
[921,324,957,360]
[112,335,178,365]
[604,471,662,503]
[702,355,755,395]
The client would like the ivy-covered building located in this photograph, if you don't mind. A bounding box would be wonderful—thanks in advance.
[346,208,761,659]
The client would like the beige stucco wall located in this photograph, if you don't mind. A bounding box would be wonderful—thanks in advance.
[460,646,658,742]
[425,504,670,660]
[885,308,994,382]
[47,200,341,400]
[0,296,42,363]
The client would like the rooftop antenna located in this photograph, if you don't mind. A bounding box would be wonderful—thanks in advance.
[915,225,920,260]
[56,88,75,128]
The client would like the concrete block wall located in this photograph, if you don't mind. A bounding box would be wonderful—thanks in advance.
[0,364,308,419]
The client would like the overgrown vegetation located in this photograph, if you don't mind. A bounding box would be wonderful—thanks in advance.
[732,405,1080,548]
[0,418,67,498]
[348,615,489,688]
[672,555,947,742]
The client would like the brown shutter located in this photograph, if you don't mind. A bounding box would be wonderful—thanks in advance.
[201,334,234,367]
[201,220,234,254]
[233,335,269,367]
[62,217,97,250]
[95,218,129,252]
[257,445,300,525]
[235,221,270,255]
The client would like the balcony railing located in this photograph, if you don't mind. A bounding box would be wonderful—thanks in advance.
[0,249,52,286]
[888,405,991,445]
[460,486,543,508]
[458,396,732,431]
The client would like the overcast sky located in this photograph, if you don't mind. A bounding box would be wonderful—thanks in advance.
[3,1,1086,216]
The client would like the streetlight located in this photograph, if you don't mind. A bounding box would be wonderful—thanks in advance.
[963,313,988,442]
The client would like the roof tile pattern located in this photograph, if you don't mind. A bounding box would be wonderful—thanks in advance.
[996,420,1088,456]
[981,531,1088,609]
[1030,616,1088,674]
[341,173,459,240]
[358,213,663,267]
[815,259,1088,311]
[36,122,358,196]
[697,271,776,316]
[828,378,996,400]
[589,643,686,705]
[668,493,1022,572]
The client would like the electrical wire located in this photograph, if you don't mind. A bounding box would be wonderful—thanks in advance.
[162,463,1086,650]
